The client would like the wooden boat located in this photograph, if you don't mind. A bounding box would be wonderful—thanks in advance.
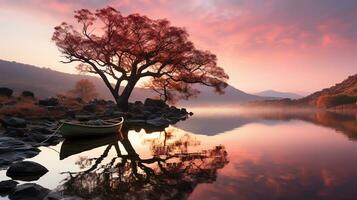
[59,134,119,160]
[59,117,124,139]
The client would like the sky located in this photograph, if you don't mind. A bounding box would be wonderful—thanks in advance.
[0,0,356,95]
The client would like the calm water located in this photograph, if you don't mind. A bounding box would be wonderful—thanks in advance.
[1,107,357,200]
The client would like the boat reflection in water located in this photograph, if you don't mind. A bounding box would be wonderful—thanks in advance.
[58,125,229,199]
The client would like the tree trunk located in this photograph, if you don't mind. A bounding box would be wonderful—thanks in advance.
[116,77,138,111]
[117,97,129,111]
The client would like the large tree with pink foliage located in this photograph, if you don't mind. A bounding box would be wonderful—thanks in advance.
[52,7,228,110]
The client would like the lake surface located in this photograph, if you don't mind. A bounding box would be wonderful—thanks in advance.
[1,107,357,200]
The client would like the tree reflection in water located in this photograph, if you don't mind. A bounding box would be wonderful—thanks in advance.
[59,126,229,199]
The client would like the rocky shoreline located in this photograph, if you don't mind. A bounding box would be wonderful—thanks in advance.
[0,96,191,199]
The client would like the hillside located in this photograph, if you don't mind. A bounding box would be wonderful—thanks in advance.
[299,74,357,107]
[255,90,302,99]
[246,74,357,109]
[0,59,267,105]
[301,74,357,102]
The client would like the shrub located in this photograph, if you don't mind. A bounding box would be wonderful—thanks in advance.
[316,94,356,108]
[0,88,13,97]
[21,91,35,98]
[0,102,47,118]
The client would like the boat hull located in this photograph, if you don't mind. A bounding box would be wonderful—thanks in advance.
[60,118,123,139]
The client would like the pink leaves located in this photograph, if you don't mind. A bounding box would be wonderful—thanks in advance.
[52,6,228,103]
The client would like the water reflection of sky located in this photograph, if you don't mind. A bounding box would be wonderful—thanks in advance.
[0,107,356,200]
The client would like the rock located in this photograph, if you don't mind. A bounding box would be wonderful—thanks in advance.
[82,103,96,112]
[111,111,126,117]
[21,91,35,98]
[9,183,50,200]
[0,180,18,195]
[75,97,83,103]
[43,191,63,200]
[0,87,13,97]
[146,117,170,127]
[134,101,144,106]
[38,98,59,107]
[75,114,96,121]
[30,126,53,135]
[4,127,26,137]
[0,158,11,166]
[125,119,146,126]
[148,113,162,119]
[6,161,48,181]
[91,99,109,105]
[64,109,76,118]
[0,137,40,167]
[2,117,27,128]
[144,98,167,108]
[24,132,48,143]
[61,197,85,200]
[130,112,146,120]
[180,108,188,114]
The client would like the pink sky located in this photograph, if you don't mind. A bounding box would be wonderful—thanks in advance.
[0,0,356,95]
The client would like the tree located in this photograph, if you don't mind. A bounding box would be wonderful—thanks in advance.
[52,7,228,111]
[68,79,98,102]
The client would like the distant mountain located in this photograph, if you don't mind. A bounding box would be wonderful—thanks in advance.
[255,90,303,99]
[0,59,268,105]
[178,84,271,106]
[249,74,357,109]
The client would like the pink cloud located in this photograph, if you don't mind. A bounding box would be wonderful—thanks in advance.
[1,0,356,93]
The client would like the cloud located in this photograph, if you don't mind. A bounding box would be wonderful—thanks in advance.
[1,0,356,92]
[2,0,357,51]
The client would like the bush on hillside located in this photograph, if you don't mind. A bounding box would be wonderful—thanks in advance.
[316,94,356,108]
[21,91,35,98]
[0,87,13,97]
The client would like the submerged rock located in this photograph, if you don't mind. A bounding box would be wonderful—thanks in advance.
[0,180,18,195]
[9,183,50,200]
[0,137,40,168]
[6,161,48,181]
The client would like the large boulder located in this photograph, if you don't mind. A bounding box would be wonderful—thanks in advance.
[9,183,50,200]
[1,117,27,128]
[0,87,13,97]
[144,98,167,108]
[6,161,48,181]
[38,98,59,107]
[0,180,18,195]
